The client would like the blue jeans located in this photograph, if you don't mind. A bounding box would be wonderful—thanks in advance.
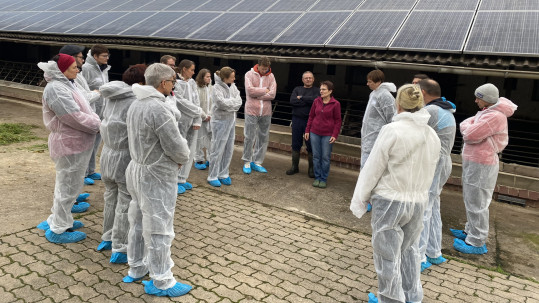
[310,133,333,182]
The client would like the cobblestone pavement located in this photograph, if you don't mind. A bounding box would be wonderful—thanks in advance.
[1,187,538,303]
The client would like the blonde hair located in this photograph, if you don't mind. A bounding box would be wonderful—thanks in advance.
[396,84,424,112]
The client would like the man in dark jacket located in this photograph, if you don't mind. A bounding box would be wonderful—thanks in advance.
[286,71,319,177]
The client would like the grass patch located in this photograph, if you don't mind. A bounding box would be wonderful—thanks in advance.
[0,123,38,145]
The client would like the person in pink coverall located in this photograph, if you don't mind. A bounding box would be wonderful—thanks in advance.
[241,56,277,174]
[451,83,517,255]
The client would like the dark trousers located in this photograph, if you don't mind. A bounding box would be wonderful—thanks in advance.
[292,116,312,152]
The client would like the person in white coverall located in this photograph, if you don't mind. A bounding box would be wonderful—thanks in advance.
[37,54,100,244]
[350,84,441,303]
[81,44,111,185]
[174,59,206,194]
[194,68,213,170]
[451,83,517,255]
[122,63,192,297]
[96,64,147,262]
[417,79,456,272]
[207,67,243,187]
[360,69,396,212]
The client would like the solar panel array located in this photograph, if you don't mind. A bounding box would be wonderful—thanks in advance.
[0,0,537,56]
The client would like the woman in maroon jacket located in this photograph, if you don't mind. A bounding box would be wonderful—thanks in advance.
[304,81,342,188]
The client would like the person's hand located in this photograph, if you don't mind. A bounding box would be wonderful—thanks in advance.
[329,137,336,144]
[204,116,211,122]
[178,164,182,169]
[304,133,309,141]
[265,88,270,94]
[193,125,200,130]
[297,95,302,99]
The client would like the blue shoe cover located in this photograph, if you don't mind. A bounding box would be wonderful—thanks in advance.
[194,162,207,170]
[421,261,432,272]
[450,228,467,240]
[45,229,86,243]
[37,220,83,231]
[97,240,112,251]
[453,238,488,255]
[208,180,221,187]
[87,173,101,180]
[205,161,209,166]
[367,203,372,212]
[427,255,447,265]
[219,177,231,185]
[84,177,94,185]
[368,292,378,303]
[243,165,251,174]
[142,280,192,297]
[110,252,127,264]
[76,193,90,202]
[177,184,186,194]
[71,201,90,213]
[178,182,193,190]
[123,274,146,283]
[251,162,268,173]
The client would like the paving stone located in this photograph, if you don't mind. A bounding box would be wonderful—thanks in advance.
[189,287,221,302]
[40,284,72,302]
[0,287,16,302]
[94,280,124,300]
[46,271,77,287]
[236,283,267,301]
[12,285,44,302]
[210,273,241,289]
[279,281,311,297]
[284,293,316,303]
[263,294,290,303]
[231,272,262,288]
[72,269,100,287]
[33,250,61,265]
[212,285,245,302]
[10,252,37,266]
[51,260,79,276]
[189,274,219,290]
[19,272,50,290]
[114,293,147,303]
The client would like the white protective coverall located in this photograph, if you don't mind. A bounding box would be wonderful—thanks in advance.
[195,83,213,163]
[99,81,136,253]
[351,108,440,303]
[360,82,396,167]
[38,60,100,234]
[207,73,243,181]
[125,84,190,289]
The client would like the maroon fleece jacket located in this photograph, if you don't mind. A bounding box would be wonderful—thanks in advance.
[305,96,342,139]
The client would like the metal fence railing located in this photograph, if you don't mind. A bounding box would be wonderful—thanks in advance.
[2,60,537,168]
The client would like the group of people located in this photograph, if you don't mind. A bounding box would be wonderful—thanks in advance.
[36,43,517,300]
[350,73,517,303]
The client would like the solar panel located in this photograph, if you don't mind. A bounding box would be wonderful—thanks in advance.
[21,12,74,33]
[390,11,474,52]
[151,12,219,39]
[31,0,68,11]
[87,0,131,11]
[0,12,40,31]
[46,0,81,11]
[0,12,26,29]
[111,0,151,11]
[327,11,408,48]
[275,12,351,45]
[194,0,241,12]
[359,0,417,10]
[310,0,360,11]
[479,0,539,10]
[123,12,188,36]
[465,11,539,56]
[41,12,101,33]
[228,13,301,43]
[67,0,98,11]
[91,12,155,35]
[190,13,252,41]
[229,0,274,12]
[3,12,60,31]
[415,0,479,11]
[9,0,43,11]
[166,0,209,11]
[268,0,317,12]
[66,12,127,34]
[136,0,181,11]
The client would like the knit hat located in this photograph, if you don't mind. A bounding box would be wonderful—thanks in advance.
[59,45,85,56]
[57,53,75,73]
[396,84,424,110]
[475,83,499,104]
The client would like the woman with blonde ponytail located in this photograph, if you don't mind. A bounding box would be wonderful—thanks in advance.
[350,84,441,303]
